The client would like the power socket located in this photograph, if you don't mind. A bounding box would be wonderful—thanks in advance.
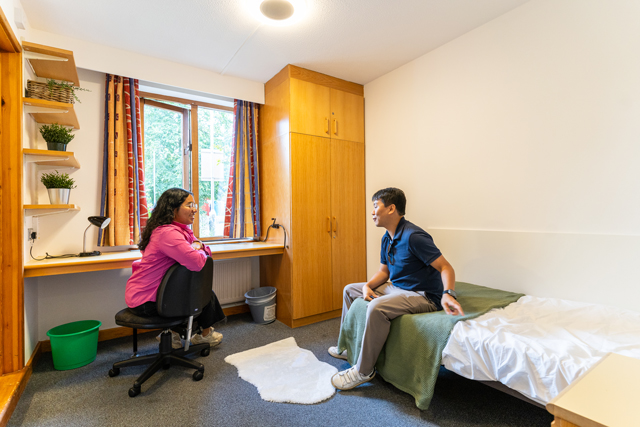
[28,228,37,242]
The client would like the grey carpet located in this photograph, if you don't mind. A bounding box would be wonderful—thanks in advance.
[9,314,553,427]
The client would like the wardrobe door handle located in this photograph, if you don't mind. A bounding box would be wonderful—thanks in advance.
[327,217,331,234]
[325,118,329,134]
[333,119,337,135]
[332,216,337,238]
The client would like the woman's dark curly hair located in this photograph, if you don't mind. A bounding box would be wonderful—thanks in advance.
[139,187,192,251]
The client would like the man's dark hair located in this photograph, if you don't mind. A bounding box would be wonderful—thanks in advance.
[372,187,406,216]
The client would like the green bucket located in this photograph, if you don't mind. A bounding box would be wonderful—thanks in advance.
[46,320,101,370]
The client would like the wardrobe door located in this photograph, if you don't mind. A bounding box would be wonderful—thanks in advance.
[330,89,365,143]
[290,79,331,138]
[330,139,367,310]
[291,133,333,318]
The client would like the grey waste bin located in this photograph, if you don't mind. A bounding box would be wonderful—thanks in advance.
[244,287,277,324]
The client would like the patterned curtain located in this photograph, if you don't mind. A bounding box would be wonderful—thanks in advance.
[98,74,149,246]
[223,100,261,239]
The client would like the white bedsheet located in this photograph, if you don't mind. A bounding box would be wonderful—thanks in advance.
[442,295,640,405]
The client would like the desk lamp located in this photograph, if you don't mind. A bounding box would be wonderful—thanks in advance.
[79,216,111,257]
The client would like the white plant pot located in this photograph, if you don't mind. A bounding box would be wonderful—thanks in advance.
[47,188,71,204]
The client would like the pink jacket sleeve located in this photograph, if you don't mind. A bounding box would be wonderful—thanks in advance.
[158,228,209,271]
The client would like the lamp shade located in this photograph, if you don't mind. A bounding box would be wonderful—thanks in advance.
[88,216,111,229]
[79,216,111,257]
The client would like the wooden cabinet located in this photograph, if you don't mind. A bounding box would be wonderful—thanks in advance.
[289,78,365,143]
[260,65,366,327]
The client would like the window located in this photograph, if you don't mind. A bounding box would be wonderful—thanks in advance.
[141,93,236,240]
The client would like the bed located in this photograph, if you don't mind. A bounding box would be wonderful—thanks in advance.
[442,294,640,406]
[336,282,640,410]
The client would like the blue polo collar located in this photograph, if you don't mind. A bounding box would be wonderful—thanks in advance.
[385,217,407,244]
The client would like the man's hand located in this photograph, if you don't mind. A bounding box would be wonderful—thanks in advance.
[363,285,378,301]
[442,294,464,316]
[191,241,203,250]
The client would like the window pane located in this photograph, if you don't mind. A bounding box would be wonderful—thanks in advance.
[143,105,185,211]
[197,108,233,238]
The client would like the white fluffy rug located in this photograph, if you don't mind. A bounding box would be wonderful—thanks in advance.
[224,337,338,404]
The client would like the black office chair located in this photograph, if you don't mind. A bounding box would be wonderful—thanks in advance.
[108,257,214,397]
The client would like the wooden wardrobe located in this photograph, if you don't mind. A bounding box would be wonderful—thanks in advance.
[259,65,366,328]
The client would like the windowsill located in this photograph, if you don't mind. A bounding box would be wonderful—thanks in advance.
[204,238,255,245]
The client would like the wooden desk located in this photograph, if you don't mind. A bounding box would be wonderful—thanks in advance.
[546,353,640,427]
[24,242,285,277]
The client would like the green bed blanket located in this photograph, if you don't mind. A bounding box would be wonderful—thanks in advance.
[336,282,524,410]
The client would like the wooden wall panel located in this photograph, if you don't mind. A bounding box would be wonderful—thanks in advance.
[0,8,24,377]
[258,131,293,325]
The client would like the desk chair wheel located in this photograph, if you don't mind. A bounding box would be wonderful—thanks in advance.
[163,362,171,370]
[201,348,210,357]
[108,368,120,377]
[193,369,204,381]
[129,386,141,397]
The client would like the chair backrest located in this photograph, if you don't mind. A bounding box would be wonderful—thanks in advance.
[156,257,213,318]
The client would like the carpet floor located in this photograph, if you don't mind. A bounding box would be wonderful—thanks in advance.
[9,313,553,427]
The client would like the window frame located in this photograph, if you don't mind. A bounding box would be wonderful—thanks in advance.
[140,92,246,242]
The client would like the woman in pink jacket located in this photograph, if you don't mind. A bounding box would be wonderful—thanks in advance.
[125,187,225,349]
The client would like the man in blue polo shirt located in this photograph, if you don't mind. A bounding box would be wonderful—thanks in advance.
[329,187,464,390]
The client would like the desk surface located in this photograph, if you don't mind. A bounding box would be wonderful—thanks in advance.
[546,353,640,427]
[24,242,285,278]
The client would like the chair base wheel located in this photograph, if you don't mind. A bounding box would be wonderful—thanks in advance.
[193,370,204,381]
[201,348,210,357]
[108,368,120,377]
[129,386,141,397]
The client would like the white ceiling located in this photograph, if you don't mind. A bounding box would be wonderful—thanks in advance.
[20,0,531,85]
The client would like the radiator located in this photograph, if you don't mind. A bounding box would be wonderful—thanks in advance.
[212,258,253,305]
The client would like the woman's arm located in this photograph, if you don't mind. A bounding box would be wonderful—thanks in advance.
[158,228,208,271]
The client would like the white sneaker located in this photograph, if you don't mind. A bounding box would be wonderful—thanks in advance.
[190,329,223,347]
[156,331,183,349]
[328,346,348,360]
[331,366,375,390]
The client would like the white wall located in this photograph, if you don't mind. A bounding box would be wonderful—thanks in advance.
[364,0,640,311]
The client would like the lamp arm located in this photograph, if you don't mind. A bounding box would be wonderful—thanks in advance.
[83,223,92,253]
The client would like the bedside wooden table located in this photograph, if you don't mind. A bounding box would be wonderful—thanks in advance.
[546,353,640,427]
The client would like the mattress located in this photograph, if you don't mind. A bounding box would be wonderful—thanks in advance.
[441,295,640,405]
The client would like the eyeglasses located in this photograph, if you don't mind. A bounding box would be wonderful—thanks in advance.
[184,203,198,210]
[386,244,395,265]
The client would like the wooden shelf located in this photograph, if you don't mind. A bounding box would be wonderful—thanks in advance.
[24,204,80,217]
[23,97,79,129]
[22,41,79,85]
[23,149,80,169]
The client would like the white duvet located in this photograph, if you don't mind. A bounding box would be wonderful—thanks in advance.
[441,295,640,405]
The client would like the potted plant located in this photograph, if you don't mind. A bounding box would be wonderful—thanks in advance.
[40,123,75,151]
[26,78,90,104]
[46,79,90,104]
[40,170,77,204]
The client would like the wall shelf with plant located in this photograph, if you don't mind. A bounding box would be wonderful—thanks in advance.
[24,170,81,217]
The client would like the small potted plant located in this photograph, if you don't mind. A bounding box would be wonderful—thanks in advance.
[40,123,75,151]
[40,170,77,204]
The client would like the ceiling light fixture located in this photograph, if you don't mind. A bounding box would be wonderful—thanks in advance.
[260,0,294,21]
[250,0,307,26]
